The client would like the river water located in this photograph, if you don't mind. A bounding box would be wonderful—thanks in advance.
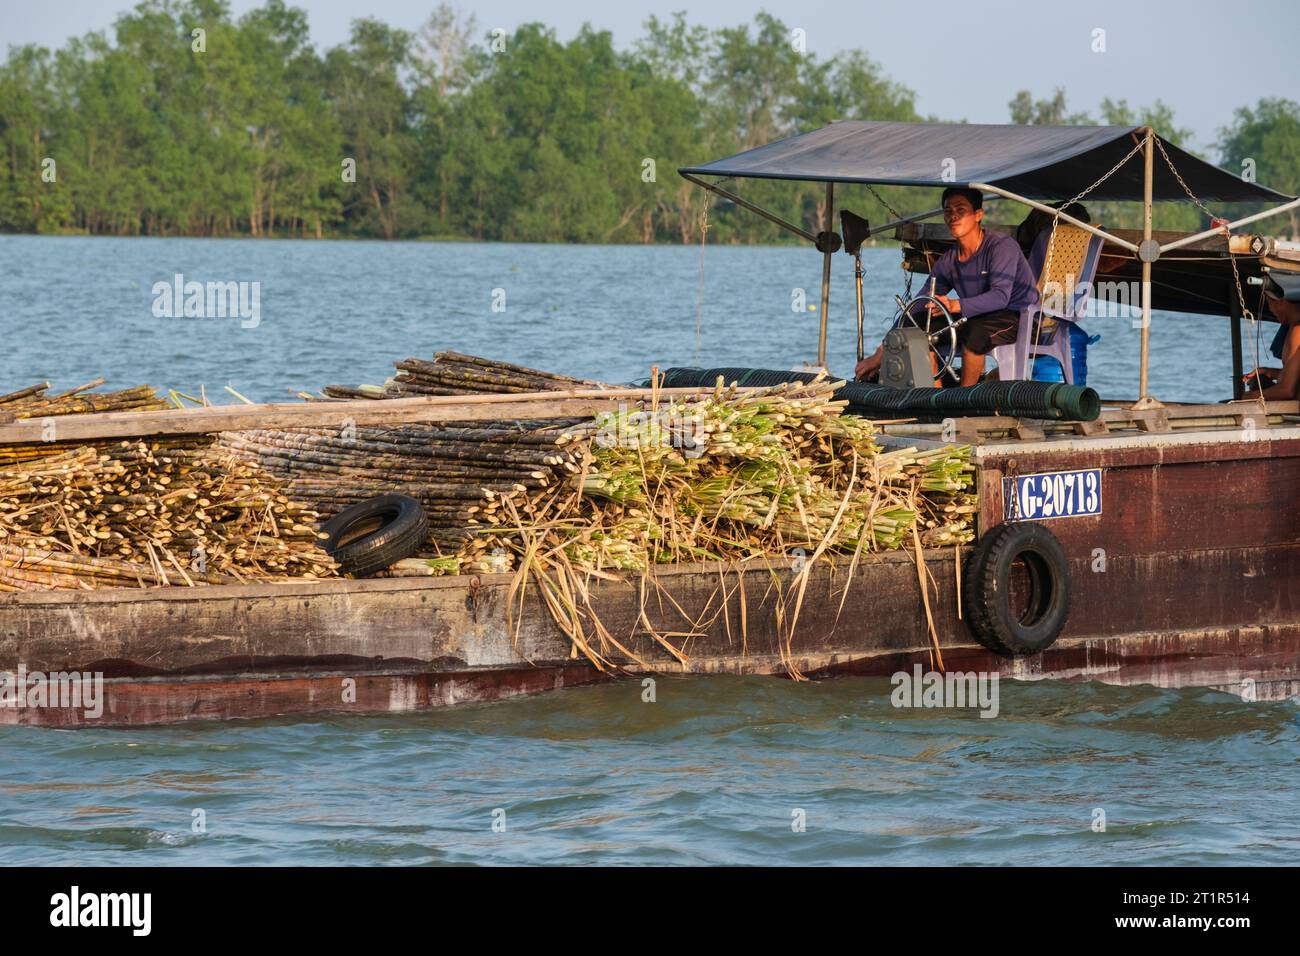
[0,236,1295,866]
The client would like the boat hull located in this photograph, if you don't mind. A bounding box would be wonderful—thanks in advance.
[2,428,1297,725]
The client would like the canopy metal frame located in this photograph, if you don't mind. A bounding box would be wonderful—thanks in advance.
[680,124,1300,397]
[680,172,1001,367]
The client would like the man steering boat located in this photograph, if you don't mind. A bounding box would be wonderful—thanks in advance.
[855,187,1040,387]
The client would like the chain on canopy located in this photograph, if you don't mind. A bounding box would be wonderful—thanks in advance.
[1153,134,1267,405]
[865,183,928,302]
[1025,133,1152,380]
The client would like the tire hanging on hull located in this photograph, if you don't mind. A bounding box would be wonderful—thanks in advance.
[962,521,1072,656]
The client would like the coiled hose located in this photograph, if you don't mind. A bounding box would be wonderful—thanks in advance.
[656,367,1101,422]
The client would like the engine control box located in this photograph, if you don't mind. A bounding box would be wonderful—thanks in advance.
[880,327,934,389]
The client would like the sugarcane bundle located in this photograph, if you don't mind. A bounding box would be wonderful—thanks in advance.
[216,419,585,564]
[0,543,232,591]
[318,351,606,400]
[385,351,601,397]
[0,379,169,418]
[375,556,465,577]
[466,373,976,672]
[540,376,976,559]
[262,356,976,609]
[0,435,336,589]
[0,383,51,406]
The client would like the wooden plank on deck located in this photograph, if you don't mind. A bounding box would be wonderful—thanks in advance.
[0,386,753,444]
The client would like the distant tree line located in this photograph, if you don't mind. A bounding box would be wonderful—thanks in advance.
[2,0,1297,241]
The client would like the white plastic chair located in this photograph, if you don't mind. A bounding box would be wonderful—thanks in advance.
[993,225,1105,384]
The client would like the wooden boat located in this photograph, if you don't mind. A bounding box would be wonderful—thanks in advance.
[3,121,1299,724]
[2,400,1296,725]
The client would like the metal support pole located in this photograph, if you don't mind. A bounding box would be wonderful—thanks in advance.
[1229,290,1244,401]
[1138,131,1155,401]
[817,182,834,368]
[679,173,817,243]
[866,195,1002,239]
[1159,196,1300,253]
[854,254,865,362]
[966,183,1138,252]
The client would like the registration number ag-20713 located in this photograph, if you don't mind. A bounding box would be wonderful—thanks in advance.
[1002,468,1102,521]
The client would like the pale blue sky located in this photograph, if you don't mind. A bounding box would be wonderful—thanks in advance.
[3,0,1296,154]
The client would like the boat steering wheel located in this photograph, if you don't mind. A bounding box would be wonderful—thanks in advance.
[895,294,961,383]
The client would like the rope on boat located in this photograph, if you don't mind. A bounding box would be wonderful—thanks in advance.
[694,185,720,367]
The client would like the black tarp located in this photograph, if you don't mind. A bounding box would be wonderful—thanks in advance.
[679,122,1292,203]
[1267,269,1300,302]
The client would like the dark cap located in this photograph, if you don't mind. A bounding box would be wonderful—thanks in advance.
[1264,270,1300,302]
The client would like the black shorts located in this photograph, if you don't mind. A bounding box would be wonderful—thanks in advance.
[915,309,1020,356]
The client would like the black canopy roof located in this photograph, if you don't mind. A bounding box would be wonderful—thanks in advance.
[679,121,1292,203]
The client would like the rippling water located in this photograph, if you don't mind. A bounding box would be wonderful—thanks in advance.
[0,236,1292,866]
[0,235,1268,403]
[2,679,1298,866]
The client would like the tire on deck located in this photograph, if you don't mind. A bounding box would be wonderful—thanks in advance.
[320,493,429,578]
[962,520,1071,656]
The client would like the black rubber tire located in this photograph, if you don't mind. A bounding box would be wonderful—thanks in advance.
[962,521,1071,656]
[319,493,428,578]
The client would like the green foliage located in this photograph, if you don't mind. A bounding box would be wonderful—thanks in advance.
[1008,88,1093,127]
[1,3,1291,242]
[326,18,417,238]
[1004,87,1277,234]
[0,45,64,231]
[1219,99,1300,239]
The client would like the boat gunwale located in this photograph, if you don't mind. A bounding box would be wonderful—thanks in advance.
[971,423,1300,456]
[0,548,952,606]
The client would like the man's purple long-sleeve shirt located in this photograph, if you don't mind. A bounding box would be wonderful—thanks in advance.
[914,230,1039,317]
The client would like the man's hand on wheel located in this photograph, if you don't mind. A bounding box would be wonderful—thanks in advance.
[928,294,959,316]
[855,349,882,382]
